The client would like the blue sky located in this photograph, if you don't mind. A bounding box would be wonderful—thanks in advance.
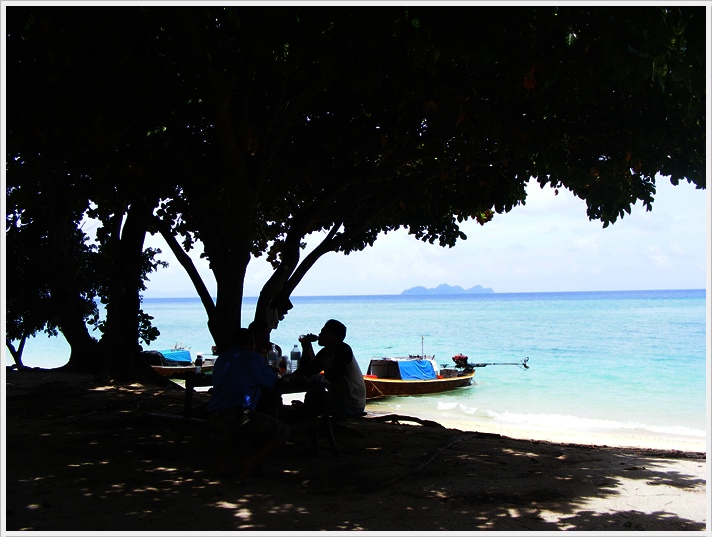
[144,177,709,298]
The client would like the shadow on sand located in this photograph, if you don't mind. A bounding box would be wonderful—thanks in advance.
[5,370,706,532]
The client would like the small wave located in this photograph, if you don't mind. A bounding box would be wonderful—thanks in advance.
[435,402,460,411]
[489,410,706,437]
[434,404,706,438]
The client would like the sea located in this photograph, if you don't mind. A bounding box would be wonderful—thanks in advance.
[5,289,709,452]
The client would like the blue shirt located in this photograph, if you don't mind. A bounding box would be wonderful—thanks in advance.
[206,345,277,412]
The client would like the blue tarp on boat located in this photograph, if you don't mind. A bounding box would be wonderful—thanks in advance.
[397,360,437,380]
[367,358,438,380]
[157,349,192,365]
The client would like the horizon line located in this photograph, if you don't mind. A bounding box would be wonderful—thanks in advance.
[142,287,707,300]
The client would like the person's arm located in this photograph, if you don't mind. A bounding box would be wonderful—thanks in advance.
[295,336,320,375]
[300,337,316,360]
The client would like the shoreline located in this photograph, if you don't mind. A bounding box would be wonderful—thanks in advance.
[286,391,707,454]
[432,417,707,453]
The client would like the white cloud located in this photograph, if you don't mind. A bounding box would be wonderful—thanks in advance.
[646,245,673,270]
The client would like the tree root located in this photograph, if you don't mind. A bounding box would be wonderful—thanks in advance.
[364,413,445,428]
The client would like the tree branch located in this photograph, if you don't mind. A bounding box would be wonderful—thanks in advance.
[279,220,343,300]
[153,216,216,317]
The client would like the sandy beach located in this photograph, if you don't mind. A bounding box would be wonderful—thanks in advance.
[3,368,708,532]
[429,417,707,454]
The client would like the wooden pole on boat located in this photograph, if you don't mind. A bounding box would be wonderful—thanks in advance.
[421,336,424,359]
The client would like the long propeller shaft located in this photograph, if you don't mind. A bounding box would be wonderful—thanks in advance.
[470,357,529,369]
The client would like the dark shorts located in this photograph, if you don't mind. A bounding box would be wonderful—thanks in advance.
[330,394,365,421]
[209,407,290,440]
[304,390,365,421]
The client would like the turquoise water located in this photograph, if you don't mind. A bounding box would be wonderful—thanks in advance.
[7,290,708,447]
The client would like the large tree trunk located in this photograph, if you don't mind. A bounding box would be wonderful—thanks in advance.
[100,199,158,381]
[5,337,26,369]
[208,252,250,353]
[46,218,104,373]
[53,293,102,374]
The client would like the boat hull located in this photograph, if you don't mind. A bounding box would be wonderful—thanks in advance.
[152,364,214,378]
[364,371,474,399]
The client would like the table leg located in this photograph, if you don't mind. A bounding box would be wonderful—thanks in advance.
[322,414,339,457]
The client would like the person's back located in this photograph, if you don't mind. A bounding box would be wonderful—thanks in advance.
[207,343,276,413]
[318,340,366,415]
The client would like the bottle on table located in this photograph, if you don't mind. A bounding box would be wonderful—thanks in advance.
[290,344,301,370]
[268,344,279,369]
[195,353,203,374]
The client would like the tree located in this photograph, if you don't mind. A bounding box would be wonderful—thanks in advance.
[5,7,173,376]
[5,129,104,371]
[5,6,706,373]
[149,6,706,348]
[4,212,88,368]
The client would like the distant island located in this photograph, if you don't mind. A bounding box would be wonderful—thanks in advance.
[401,284,494,295]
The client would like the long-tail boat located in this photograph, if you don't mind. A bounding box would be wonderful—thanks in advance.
[142,348,215,378]
[363,355,474,400]
[363,354,529,400]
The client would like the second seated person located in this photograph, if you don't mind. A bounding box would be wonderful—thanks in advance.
[295,319,367,420]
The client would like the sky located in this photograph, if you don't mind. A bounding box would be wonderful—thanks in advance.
[143,177,710,298]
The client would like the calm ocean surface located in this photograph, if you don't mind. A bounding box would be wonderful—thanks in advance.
[8,289,708,449]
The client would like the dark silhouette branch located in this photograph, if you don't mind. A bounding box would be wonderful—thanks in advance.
[153,216,216,317]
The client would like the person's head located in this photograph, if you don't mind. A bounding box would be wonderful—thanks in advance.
[229,327,255,350]
[248,320,271,350]
[318,319,347,347]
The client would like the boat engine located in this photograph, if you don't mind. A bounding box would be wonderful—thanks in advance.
[452,354,475,372]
